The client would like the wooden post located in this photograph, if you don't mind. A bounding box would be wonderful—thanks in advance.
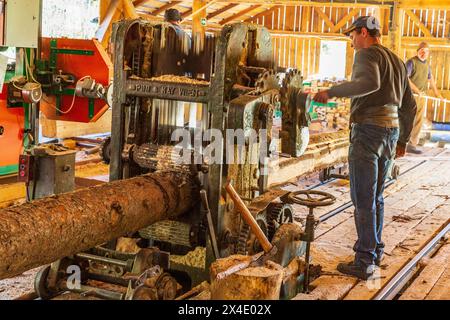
[345,41,354,80]
[97,0,124,48]
[192,0,207,55]
[386,2,402,55]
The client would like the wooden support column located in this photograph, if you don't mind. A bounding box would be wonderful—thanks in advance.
[385,2,402,55]
[345,41,354,79]
[97,0,124,48]
[122,0,139,19]
[192,0,207,55]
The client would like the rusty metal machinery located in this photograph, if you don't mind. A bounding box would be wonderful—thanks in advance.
[0,39,111,180]
[8,19,323,300]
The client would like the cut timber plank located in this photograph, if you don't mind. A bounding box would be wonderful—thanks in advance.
[399,243,450,300]
[293,276,356,300]
[268,138,349,187]
[0,183,26,209]
[41,109,111,139]
[425,255,450,300]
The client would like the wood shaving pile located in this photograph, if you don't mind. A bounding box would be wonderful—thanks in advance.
[170,247,206,268]
[130,74,209,85]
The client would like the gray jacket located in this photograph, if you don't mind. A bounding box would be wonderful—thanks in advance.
[328,44,417,147]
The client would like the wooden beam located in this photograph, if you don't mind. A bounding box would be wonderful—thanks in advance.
[399,36,450,46]
[404,9,433,37]
[132,0,150,8]
[219,5,262,25]
[213,1,392,9]
[207,3,239,20]
[331,8,360,33]
[192,0,207,54]
[100,0,112,23]
[151,1,182,16]
[96,0,122,43]
[244,5,282,23]
[314,7,335,31]
[399,0,450,9]
[181,8,193,19]
[122,0,139,19]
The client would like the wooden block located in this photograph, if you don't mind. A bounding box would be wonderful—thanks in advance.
[210,255,284,300]
[41,109,111,139]
[62,139,77,149]
[293,276,356,300]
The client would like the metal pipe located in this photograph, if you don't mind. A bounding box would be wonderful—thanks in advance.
[75,253,132,270]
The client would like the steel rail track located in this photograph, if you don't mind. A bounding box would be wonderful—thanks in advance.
[373,221,450,300]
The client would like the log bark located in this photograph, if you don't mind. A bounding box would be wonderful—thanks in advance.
[0,171,198,280]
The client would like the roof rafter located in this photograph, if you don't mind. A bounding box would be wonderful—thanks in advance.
[181,8,193,19]
[132,0,151,8]
[220,4,262,25]
[244,5,282,22]
[207,3,239,20]
[151,1,183,16]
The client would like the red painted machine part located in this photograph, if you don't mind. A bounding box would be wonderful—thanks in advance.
[0,85,25,169]
[40,38,112,123]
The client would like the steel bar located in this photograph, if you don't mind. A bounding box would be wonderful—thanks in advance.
[373,221,450,300]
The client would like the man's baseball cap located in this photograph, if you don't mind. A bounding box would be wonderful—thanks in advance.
[165,8,182,22]
[342,16,381,35]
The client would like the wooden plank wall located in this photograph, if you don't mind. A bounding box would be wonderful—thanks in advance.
[247,5,449,122]
[400,8,450,122]
[247,5,390,79]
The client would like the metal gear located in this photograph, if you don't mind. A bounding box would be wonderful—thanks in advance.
[282,69,303,90]
[255,70,280,93]
[34,265,54,300]
[236,213,268,255]
[100,136,112,164]
[267,203,294,240]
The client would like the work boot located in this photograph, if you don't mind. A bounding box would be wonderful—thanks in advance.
[375,257,381,267]
[337,261,375,280]
[406,145,423,154]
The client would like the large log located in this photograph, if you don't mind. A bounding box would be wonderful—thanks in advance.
[0,171,198,280]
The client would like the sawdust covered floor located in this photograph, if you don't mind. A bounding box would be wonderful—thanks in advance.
[287,146,450,300]
[1,145,448,300]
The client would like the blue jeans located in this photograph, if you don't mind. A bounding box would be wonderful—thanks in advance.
[349,123,399,267]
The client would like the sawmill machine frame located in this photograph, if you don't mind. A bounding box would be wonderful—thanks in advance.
[107,19,311,282]
[31,19,320,300]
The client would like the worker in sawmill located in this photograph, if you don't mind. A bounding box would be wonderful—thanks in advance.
[164,8,187,38]
[405,42,444,154]
[164,8,192,76]
[313,16,417,280]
